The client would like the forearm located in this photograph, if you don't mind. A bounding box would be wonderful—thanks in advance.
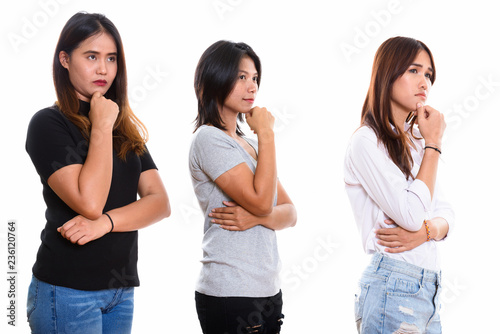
[106,191,170,232]
[415,148,440,199]
[77,126,114,214]
[253,129,277,213]
[259,203,297,231]
[427,217,449,241]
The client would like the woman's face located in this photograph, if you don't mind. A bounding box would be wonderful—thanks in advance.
[222,56,258,115]
[391,50,433,115]
[60,32,118,102]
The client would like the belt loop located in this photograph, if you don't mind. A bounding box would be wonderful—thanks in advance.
[420,269,426,286]
[372,252,383,272]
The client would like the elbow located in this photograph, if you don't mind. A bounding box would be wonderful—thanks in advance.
[163,200,172,219]
[251,203,274,217]
[158,193,171,219]
[74,200,106,220]
[398,212,425,232]
[289,207,298,227]
[79,207,104,221]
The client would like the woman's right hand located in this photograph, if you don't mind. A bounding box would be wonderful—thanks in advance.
[415,103,446,146]
[89,92,119,129]
[245,106,275,135]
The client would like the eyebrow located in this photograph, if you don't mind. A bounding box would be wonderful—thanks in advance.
[238,70,259,76]
[83,50,118,56]
[410,63,433,73]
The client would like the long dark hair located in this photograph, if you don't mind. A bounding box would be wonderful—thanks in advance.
[53,12,147,160]
[361,36,436,179]
[194,40,261,136]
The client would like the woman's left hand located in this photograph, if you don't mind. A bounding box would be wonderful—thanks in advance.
[209,201,260,231]
[57,214,111,245]
[376,219,427,253]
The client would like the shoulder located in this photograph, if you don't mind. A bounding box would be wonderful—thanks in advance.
[28,105,66,129]
[192,126,236,149]
[350,126,379,150]
[194,125,227,140]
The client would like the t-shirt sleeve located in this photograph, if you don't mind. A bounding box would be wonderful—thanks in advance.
[140,145,157,172]
[26,108,88,182]
[191,127,246,181]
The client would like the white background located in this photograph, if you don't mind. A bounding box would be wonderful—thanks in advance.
[1,0,499,332]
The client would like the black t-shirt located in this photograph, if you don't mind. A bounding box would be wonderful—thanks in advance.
[26,101,157,290]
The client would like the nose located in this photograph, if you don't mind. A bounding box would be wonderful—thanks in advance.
[248,80,257,93]
[419,75,429,91]
[96,59,107,75]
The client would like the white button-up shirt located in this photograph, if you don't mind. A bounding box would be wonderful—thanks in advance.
[344,125,454,271]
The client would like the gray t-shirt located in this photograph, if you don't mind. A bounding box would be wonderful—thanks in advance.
[189,125,280,297]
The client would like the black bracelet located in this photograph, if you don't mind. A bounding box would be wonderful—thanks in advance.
[424,145,442,154]
[104,212,114,233]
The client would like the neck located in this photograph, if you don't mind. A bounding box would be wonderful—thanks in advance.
[220,108,240,138]
[391,105,410,134]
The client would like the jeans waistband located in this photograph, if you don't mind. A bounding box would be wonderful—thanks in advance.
[371,253,441,284]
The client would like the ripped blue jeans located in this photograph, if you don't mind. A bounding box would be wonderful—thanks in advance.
[355,253,442,334]
[195,290,284,334]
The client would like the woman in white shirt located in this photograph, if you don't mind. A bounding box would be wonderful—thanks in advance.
[344,36,454,333]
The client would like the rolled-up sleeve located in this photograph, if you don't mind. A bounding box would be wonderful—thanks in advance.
[431,183,455,239]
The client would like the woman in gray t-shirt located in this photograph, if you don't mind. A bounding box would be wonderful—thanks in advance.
[189,40,297,334]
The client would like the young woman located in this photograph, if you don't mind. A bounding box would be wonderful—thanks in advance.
[25,12,170,333]
[344,36,454,333]
[189,40,297,334]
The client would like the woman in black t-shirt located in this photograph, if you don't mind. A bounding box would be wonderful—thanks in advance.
[25,12,171,333]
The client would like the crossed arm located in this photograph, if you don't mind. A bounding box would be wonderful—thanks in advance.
[209,180,297,231]
[376,217,449,253]
[55,168,170,245]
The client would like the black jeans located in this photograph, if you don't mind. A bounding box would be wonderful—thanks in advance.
[195,290,284,334]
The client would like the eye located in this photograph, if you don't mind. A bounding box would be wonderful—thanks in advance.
[107,56,116,62]
[239,74,246,80]
[252,76,258,82]
[425,73,432,79]
[88,55,97,60]
[408,68,417,74]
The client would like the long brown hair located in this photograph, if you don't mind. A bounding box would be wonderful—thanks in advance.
[361,36,435,179]
[53,12,147,160]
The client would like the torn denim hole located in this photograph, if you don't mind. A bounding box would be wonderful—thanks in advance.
[276,313,284,332]
[393,322,420,334]
[244,324,263,333]
[398,305,414,316]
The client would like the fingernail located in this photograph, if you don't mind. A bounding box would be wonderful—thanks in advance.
[417,103,422,108]
[208,213,212,217]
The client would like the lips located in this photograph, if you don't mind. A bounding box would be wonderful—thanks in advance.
[243,98,254,104]
[93,80,107,86]
[415,92,427,100]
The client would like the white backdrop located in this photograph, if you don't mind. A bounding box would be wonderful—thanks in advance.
[1,0,499,332]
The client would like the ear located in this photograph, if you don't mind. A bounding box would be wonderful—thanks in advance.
[59,51,70,69]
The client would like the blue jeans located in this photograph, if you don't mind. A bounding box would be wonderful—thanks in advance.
[27,275,134,334]
[355,253,442,334]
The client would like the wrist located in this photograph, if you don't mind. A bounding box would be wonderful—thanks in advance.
[423,220,431,241]
[103,212,114,233]
[425,140,442,148]
[256,128,274,142]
